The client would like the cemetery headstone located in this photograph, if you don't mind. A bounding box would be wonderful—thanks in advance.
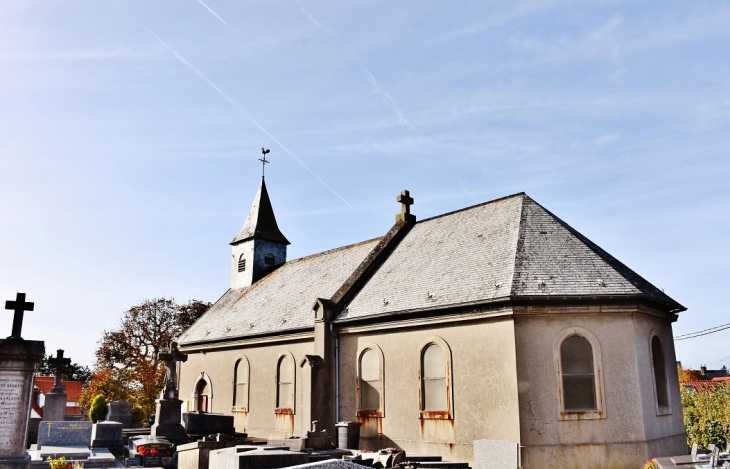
[43,349,71,421]
[151,341,188,444]
[37,421,93,449]
[91,420,124,456]
[105,400,133,428]
[0,292,45,469]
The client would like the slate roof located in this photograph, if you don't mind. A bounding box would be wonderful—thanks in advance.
[335,193,684,321]
[178,238,379,345]
[180,192,684,346]
[231,178,290,246]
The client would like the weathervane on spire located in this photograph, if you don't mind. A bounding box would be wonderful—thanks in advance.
[259,148,271,178]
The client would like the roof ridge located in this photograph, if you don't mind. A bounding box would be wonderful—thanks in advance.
[509,195,529,297]
[416,192,526,224]
[285,236,382,265]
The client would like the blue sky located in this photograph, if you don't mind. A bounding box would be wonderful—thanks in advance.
[1,0,728,368]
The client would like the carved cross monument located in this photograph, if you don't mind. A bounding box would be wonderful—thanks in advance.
[0,292,44,469]
[158,341,187,399]
[48,349,71,390]
[151,341,188,443]
[4,292,34,339]
[44,349,72,421]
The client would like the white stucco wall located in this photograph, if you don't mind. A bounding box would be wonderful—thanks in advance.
[514,305,686,469]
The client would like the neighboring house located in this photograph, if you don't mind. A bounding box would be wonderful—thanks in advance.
[700,365,729,380]
[34,376,83,416]
[177,179,687,468]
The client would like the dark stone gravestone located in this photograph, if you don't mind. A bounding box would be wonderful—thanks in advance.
[0,292,45,469]
[91,420,124,456]
[106,401,133,428]
[183,411,234,435]
[37,419,92,460]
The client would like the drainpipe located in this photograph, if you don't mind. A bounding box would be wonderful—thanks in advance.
[331,323,340,423]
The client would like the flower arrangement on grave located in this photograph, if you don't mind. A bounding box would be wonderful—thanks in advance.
[641,458,657,469]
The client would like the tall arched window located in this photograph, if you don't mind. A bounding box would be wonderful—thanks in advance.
[421,343,448,412]
[651,336,669,408]
[277,354,295,410]
[560,335,596,411]
[233,357,249,410]
[359,349,381,411]
[196,379,210,412]
[238,255,246,272]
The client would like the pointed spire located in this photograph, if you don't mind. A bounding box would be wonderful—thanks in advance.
[231,178,290,246]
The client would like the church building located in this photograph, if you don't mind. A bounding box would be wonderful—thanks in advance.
[177,177,687,468]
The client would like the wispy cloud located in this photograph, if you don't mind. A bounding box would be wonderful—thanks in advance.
[197,0,227,25]
[295,0,421,136]
[108,0,351,208]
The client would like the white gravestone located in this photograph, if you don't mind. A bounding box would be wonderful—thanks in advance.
[473,439,520,469]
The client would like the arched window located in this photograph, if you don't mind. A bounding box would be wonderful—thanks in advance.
[233,357,249,410]
[560,335,596,411]
[277,354,295,410]
[359,348,381,411]
[264,253,275,266]
[422,344,448,411]
[651,336,669,408]
[196,379,210,412]
[238,255,246,272]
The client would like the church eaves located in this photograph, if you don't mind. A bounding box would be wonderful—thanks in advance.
[230,178,290,246]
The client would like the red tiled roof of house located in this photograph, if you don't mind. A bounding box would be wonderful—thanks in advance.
[34,376,83,402]
[681,380,727,391]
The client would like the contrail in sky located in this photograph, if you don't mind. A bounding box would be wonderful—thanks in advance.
[295,0,421,136]
[197,0,228,25]
[109,0,352,208]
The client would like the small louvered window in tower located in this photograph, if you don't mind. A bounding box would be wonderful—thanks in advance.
[238,255,246,272]
[264,253,275,265]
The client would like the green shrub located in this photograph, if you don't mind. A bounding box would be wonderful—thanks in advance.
[131,404,146,424]
[89,394,107,423]
[682,383,730,450]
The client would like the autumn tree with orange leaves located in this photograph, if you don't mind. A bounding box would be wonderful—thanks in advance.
[80,298,209,417]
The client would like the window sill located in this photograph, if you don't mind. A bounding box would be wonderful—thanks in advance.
[656,405,672,416]
[419,410,453,420]
[357,410,383,418]
[275,408,294,415]
[231,406,248,413]
[559,409,605,421]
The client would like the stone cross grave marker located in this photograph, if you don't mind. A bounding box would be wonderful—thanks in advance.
[48,349,71,390]
[5,292,34,339]
[159,341,187,399]
[44,349,72,421]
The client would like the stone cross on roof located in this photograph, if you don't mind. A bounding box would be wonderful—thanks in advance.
[396,190,416,224]
[49,349,71,389]
[159,341,187,398]
[4,292,34,339]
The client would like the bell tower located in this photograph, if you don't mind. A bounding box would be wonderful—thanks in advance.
[230,152,289,289]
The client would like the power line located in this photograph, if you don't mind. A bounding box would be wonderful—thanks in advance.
[676,323,730,341]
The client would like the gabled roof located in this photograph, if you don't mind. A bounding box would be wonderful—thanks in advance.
[335,193,684,322]
[180,192,684,346]
[231,178,290,246]
[178,238,379,346]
